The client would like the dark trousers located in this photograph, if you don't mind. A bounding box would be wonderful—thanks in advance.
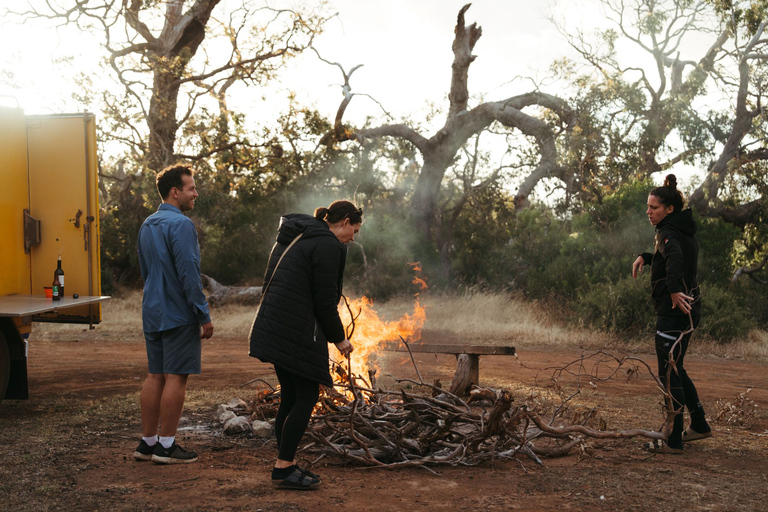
[274,365,320,462]
[655,314,706,446]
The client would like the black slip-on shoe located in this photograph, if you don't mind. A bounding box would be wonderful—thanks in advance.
[682,426,713,442]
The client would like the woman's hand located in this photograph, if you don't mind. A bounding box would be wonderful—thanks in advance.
[670,292,694,314]
[632,256,645,278]
[335,339,353,357]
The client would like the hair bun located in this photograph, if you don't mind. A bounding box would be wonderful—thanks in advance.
[664,174,678,189]
[314,206,329,220]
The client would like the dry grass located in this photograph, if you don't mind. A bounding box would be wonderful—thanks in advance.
[30,289,768,362]
[375,291,613,347]
[32,288,256,340]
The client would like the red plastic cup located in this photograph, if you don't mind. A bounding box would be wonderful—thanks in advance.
[44,286,53,299]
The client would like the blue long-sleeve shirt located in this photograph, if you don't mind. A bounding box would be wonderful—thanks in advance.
[138,203,211,332]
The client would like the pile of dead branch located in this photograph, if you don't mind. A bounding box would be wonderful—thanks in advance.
[252,353,670,469]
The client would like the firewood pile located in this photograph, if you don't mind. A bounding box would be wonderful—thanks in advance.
[251,354,669,469]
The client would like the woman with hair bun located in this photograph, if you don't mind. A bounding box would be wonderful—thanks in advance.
[249,200,362,488]
[632,174,711,454]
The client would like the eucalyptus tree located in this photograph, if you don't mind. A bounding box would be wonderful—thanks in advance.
[6,0,331,172]
[688,0,768,227]
[550,0,728,202]
[4,0,332,284]
[553,0,766,228]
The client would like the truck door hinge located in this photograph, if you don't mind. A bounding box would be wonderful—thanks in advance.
[23,209,41,254]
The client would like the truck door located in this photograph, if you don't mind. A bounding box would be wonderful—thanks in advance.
[26,113,102,324]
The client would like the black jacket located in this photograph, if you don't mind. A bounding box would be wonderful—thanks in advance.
[248,214,347,386]
[641,209,701,318]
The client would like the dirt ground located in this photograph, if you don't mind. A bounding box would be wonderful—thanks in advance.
[1,331,767,512]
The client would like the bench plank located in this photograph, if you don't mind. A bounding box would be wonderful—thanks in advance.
[383,342,515,356]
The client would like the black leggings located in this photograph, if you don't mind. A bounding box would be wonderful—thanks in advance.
[654,314,706,445]
[274,365,320,462]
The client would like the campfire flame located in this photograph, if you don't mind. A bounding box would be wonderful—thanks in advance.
[330,264,428,391]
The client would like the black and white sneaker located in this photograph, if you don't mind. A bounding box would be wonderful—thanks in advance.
[151,442,198,464]
[133,439,156,461]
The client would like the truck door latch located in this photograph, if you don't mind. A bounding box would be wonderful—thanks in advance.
[70,209,83,228]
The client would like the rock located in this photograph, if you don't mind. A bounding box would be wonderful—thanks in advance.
[224,415,252,435]
[226,397,248,412]
[218,409,236,424]
[251,420,272,438]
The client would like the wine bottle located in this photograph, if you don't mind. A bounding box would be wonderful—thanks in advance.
[53,255,65,300]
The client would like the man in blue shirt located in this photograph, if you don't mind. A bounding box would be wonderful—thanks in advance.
[133,164,214,464]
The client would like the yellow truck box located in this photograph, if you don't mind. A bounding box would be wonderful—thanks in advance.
[0,107,108,400]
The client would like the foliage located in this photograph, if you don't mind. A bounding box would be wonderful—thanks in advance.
[14,1,763,344]
[576,276,654,332]
[431,178,764,342]
[699,284,755,341]
[696,213,741,286]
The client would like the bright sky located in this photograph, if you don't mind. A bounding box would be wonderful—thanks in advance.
[242,0,611,129]
[0,0,715,186]
[0,0,600,116]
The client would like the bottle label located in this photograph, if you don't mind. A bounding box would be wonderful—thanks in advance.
[52,285,60,298]
[59,276,65,287]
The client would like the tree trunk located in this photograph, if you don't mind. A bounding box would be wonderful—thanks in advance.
[409,155,453,239]
[147,61,184,171]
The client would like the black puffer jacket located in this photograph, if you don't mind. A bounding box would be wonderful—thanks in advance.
[248,214,347,386]
[641,209,701,318]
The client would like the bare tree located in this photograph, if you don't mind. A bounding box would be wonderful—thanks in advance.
[320,4,575,243]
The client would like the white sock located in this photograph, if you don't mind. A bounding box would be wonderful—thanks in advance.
[142,435,158,446]
[159,436,175,449]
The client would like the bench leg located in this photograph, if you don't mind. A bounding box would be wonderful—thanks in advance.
[449,354,480,396]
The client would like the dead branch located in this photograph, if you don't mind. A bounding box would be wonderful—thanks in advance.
[201,273,262,307]
[732,252,768,284]
[398,335,425,384]
[248,347,677,468]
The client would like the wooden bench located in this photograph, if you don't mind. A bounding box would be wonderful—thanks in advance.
[383,342,516,396]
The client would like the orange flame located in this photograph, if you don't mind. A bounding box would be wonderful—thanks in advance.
[330,263,428,390]
[334,295,426,380]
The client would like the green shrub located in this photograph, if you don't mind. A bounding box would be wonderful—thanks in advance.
[698,284,755,342]
[576,275,654,332]
[697,214,740,287]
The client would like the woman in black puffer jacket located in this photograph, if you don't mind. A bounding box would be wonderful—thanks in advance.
[632,174,711,454]
[249,200,362,489]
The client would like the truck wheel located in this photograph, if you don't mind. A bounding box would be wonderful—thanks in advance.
[0,331,10,403]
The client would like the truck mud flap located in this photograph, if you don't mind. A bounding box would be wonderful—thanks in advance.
[0,318,29,400]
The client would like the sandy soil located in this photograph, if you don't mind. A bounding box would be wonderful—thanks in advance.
[1,332,767,512]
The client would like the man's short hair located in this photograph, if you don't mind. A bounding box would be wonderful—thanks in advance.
[156,164,194,200]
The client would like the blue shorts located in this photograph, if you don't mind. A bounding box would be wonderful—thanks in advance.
[144,323,202,375]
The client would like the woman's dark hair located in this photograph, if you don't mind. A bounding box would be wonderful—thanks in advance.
[157,163,193,199]
[314,200,363,224]
[650,174,685,212]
